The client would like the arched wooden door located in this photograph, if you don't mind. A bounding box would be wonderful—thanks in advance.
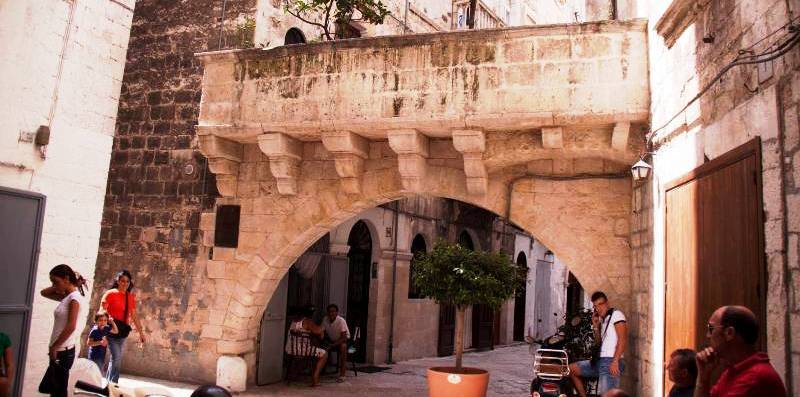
[347,221,372,363]
[513,252,528,341]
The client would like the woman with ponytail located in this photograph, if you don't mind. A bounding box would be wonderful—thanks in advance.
[38,264,87,397]
[100,270,145,383]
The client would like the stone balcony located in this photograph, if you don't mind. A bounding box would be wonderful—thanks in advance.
[196,19,649,196]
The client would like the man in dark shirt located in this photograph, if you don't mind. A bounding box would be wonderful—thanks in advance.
[667,348,696,397]
[694,306,786,397]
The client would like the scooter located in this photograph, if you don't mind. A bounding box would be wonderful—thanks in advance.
[527,333,571,397]
[528,309,599,397]
[69,358,173,397]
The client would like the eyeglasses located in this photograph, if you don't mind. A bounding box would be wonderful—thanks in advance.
[707,323,724,334]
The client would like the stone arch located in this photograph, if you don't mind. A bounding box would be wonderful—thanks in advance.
[213,164,631,357]
[516,251,528,267]
[457,228,479,251]
[284,27,306,45]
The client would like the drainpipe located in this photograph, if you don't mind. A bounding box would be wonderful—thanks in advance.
[386,200,400,363]
[403,0,409,33]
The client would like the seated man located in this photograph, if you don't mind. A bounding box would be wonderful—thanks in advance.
[666,348,696,397]
[695,305,786,397]
[285,305,327,387]
[569,291,627,397]
[321,304,350,381]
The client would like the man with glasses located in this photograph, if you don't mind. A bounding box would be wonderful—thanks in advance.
[569,291,627,397]
[694,306,786,397]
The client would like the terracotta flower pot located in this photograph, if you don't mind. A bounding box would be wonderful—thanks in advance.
[427,367,489,397]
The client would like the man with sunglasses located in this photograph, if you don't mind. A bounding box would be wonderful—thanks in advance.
[569,291,627,397]
[694,306,786,397]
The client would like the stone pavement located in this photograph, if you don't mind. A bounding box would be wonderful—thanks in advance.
[117,344,534,396]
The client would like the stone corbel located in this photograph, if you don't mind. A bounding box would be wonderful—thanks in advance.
[452,129,488,195]
[387,129,429,191]
[321,131,370,194]
[257,133,303,195]
[611,122,630,151]
[198,134,243,197]
[541,127,563,149]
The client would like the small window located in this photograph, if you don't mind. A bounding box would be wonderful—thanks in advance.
[214,205,240,247]
[408,234,427,299]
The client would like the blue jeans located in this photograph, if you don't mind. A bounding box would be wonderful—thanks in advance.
[576,357,624,394]
[106,337,126,383]
[89,355,105,372]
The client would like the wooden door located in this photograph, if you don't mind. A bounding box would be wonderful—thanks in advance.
[472,304,494,350]
[664,180,699,393]
[438,304,456,356]
[664,138,765,394]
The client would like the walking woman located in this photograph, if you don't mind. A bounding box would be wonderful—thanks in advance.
[38,264,86,397]
[101,270,145,383]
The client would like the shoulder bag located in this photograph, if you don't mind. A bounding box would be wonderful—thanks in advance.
[111,292,132,339]
[590,308,614,364]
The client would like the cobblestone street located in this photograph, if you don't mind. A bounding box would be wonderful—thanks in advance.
[118,344,533,397]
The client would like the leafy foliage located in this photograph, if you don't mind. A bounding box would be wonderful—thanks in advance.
[234,16,257,48]
[412,241,524,310]
[284,0,390,40]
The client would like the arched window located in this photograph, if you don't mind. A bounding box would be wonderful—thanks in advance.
[284,28,306,45]
[408,234,427,299]
[458,230,475,251]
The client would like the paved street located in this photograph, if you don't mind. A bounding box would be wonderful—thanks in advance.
[118,344,533,396]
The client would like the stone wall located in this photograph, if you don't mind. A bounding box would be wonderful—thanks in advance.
[198,19,649,139]
[0,1,134,394]
[642,0,800,394]
[629,178,653,395]
[91,0,257,383]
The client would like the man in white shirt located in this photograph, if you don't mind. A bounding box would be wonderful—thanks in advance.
[569,291,628,397]
[322,304,350,380]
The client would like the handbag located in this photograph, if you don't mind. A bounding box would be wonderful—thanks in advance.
[590,308,614,364]
[110,292,132,339]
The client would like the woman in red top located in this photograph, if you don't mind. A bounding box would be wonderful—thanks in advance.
[100,270,145,383]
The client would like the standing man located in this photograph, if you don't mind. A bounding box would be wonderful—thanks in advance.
[569,291,627,397]
[667,349,697,397]
[694,306,786,397]
[322,304,350,381]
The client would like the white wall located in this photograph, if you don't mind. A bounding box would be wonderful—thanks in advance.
[0,1,134,394]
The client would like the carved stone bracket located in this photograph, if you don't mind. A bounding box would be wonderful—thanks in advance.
[257,133,303,195]
[198,134,243,197]
[452,129,488,195]
[387,129,429,191]
[542,127,563,149]
[611,122,631,151]
[321,131,370,194]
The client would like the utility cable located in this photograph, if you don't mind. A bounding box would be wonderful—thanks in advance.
[648,25,800,143]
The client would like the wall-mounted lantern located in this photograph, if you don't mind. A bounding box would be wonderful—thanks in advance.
[631,159,653,181]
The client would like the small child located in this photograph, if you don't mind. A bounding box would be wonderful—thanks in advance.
[86,312,118,371]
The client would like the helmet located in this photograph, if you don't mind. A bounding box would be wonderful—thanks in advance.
[190,385,232,397]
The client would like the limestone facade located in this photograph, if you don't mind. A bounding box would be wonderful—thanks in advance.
[632,0,800,395]
[193,19,647,385]
[0,0,134,395]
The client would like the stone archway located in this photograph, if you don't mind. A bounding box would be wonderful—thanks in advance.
[201,162,632,362]
[195,19,648,380]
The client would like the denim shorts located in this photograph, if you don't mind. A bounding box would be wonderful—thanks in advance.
[575,357,624,393]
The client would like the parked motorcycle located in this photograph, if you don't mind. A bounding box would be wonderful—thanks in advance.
[528,309,598,397]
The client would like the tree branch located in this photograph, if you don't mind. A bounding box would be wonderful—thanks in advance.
[285,6,330,36]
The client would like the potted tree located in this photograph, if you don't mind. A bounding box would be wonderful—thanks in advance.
[412,240,525,397]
